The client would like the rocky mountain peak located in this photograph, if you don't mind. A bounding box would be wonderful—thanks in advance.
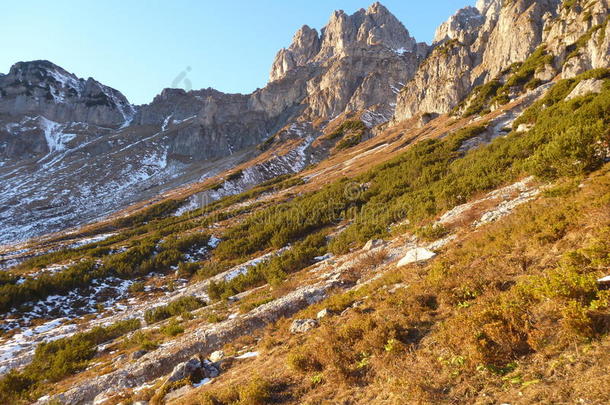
[6,60,84,99]
[316,2,416,60]
[270,2,419,82]
[0,60,134,127]
[433,6,485,45]
[269,25,321,82]
[476,0,502,18]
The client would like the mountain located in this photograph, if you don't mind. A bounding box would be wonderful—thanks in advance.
[0,1,609,404]
[394,0,610,120]
[0,2,427,245]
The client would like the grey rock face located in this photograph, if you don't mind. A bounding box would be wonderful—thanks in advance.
[433,6,485,45]
[478,0,560,80]
[476,0,502,18]
[565,78,605,100]
[0,60,134,129]
[270,25,321,82]
[393,0,610,121]
[269,2,428,119]
[546,0,610,78]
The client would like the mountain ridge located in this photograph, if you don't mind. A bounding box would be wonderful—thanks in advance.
[0,1,430,245]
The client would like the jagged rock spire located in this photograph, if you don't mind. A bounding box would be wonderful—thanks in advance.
[270,2,419,82]
[433,6,485,46]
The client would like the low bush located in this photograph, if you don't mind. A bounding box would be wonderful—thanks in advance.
[161,320,185,337]
[0,319,140,402]
[208,231,327,300]
[415,223,450,241]
[144,296,206,324]
[198,376,272,405]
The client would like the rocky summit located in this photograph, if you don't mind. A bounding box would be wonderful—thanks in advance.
[0,1,609,404]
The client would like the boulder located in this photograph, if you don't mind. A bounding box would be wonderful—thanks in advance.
[202,360,220,378]
[166,356,219,383]
[290,319,319,334]
[363,239,385,251]
[397,248,436,267]
[316,308,331,319]
[565,79,604,101]
[167,357,204,383]
[131,350,147,360]
[209,350,224,363]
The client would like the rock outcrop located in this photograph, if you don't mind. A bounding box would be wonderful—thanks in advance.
[0,60,134,129]
[395,0,560,120]
[545,0,610,78]
[433,6,485,45]
[270,2,429,119]
[394,0,610,122]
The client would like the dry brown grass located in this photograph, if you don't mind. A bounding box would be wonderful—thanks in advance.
[170,167,610,405]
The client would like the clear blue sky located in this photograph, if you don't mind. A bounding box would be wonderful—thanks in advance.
[1,0,474,105]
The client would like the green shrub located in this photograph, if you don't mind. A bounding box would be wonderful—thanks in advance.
[416,224,450,241]
[144,296,206,324]
[113,199,184,228]
[325,119,366,140]
[209,231,327,300]
[177,262,200,278]
[161,320,185,336]
[0,319,140,401]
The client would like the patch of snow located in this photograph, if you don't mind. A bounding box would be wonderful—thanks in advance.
[208,236,221,248]
[161,114,173,132]
[393,47,411,55]
[193,377,211,387]
[235,351,259,359]
[361,110,389,128]
[172,115,197,125]
[66,233,117,249]
[314,253,333,262]
[38,116,67,153]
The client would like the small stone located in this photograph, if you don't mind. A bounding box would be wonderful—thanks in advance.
[131,350,147,360]
[209,350,224,363]
[363,239,385,251]
[290,319,319,334]
[317,308,331,319]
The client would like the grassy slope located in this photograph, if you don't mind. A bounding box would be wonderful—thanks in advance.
[181,164,610,405]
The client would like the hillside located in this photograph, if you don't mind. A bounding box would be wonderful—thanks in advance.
[0,0,609,404]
